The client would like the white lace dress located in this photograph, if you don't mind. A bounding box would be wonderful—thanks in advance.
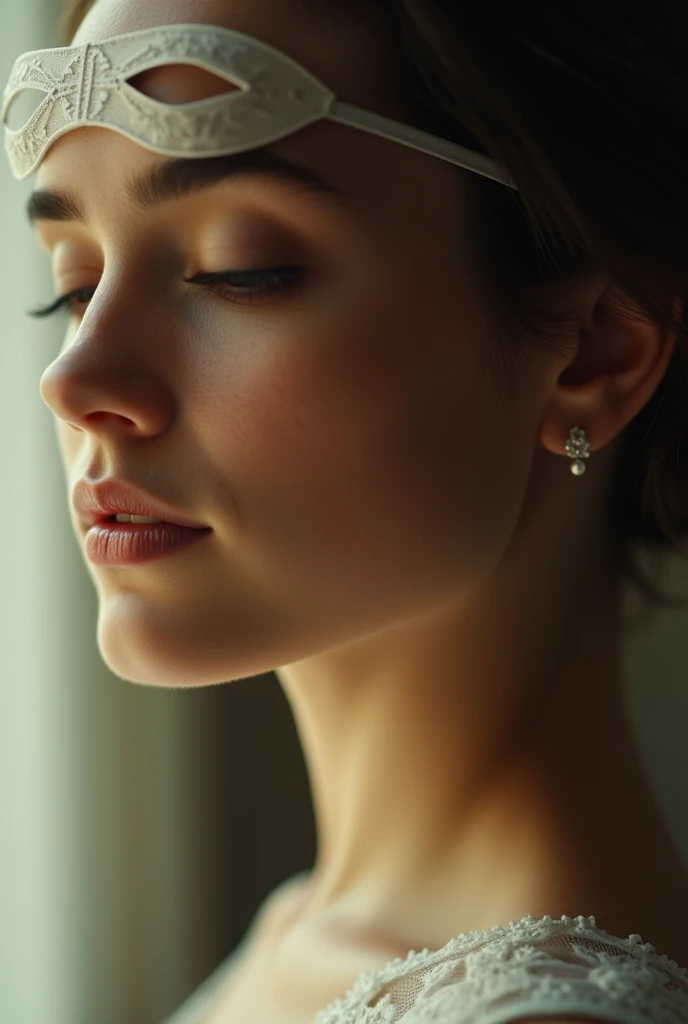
[160,894,688,1024]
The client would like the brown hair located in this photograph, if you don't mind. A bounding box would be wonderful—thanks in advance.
[59,0,688,612]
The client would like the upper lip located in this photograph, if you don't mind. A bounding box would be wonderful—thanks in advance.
[73,478,210,530]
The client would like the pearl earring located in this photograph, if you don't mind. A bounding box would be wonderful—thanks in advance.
[565,426,591,476]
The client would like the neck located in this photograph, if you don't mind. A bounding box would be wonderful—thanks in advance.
[275,568,688,957]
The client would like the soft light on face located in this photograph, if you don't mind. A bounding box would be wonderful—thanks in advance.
[33,0,552,688]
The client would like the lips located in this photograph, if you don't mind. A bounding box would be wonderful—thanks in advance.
[99,514,167,524]
[73,478,210,531]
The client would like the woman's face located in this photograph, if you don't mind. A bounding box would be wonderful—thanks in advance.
[35,0,562,686]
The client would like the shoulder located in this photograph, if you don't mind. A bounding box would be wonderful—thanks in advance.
[257,871,312,943]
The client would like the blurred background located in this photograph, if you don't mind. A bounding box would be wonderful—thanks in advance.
[1,2,687,1023]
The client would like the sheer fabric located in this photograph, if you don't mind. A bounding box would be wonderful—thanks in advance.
[161,883,688,1024]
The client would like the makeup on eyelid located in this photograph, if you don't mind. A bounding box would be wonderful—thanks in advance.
[28,266,307,320]
[30,211,316,320]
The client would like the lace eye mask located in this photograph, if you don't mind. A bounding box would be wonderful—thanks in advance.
[1,21,519,189]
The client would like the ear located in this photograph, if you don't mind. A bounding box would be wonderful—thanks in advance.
[538,282,683,459]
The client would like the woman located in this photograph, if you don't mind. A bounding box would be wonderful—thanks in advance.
[7,0,688,1020]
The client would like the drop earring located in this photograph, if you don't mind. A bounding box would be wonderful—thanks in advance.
[565,426,591,476]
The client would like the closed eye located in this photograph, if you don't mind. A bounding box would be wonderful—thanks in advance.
[26,266,307,320]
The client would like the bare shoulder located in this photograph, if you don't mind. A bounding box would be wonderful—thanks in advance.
[254,870,312,945]
[219,873,311,985]
[196,874,313,1024]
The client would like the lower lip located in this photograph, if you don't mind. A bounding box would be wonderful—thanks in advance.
[85,521,212,566]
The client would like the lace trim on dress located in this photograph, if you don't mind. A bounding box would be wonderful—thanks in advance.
[311,912,688,1024]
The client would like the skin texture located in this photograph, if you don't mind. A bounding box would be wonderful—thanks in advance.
[34,0,688,1017]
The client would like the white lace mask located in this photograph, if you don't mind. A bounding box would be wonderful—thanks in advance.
[1,21,518,190]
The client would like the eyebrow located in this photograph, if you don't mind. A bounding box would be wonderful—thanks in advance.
[26,147,349,226]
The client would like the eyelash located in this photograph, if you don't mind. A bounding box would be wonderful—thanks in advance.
[26,267,305,320]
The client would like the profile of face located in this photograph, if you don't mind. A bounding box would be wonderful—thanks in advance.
[35,0,572,688]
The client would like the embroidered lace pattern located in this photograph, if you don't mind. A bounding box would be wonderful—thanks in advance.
[1,23,515,187]
[1,24,334,180]
[159,909,688,1024]
[309,913,688,1024]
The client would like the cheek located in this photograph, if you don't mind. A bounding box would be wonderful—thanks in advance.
[198,304,530,624]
